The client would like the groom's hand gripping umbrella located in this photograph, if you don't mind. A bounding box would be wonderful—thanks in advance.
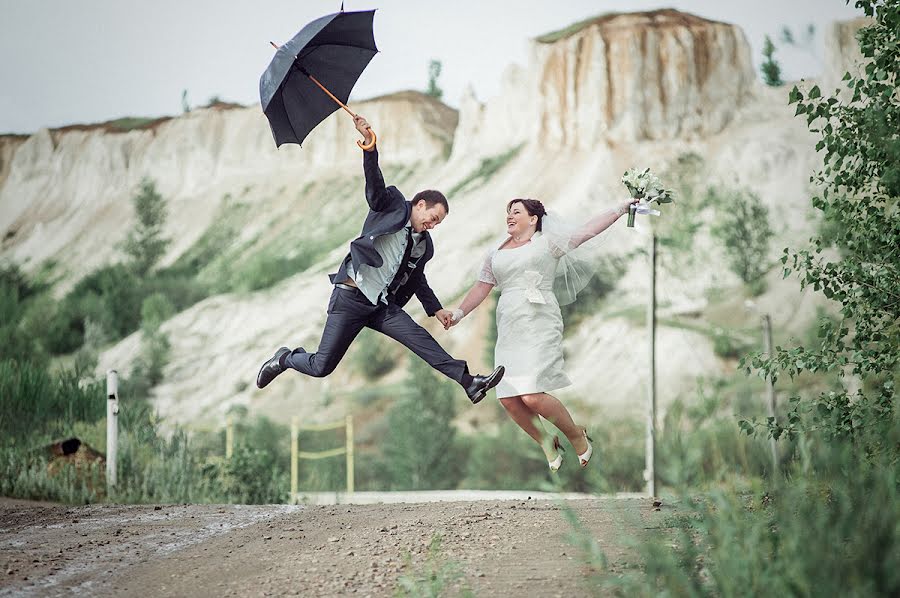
[260,9,378,149]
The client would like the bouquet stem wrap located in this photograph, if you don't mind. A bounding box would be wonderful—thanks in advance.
[621,168,674,228]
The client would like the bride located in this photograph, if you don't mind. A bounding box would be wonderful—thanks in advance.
[446,197,636,471]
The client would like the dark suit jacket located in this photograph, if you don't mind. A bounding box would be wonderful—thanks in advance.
[328,148,443,316]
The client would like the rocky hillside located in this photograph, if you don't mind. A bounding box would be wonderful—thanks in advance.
[0,11,868,429]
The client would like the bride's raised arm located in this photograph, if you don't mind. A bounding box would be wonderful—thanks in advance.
[565,198,636,250]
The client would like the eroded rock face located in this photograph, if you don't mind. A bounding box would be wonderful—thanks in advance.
[0,93,456,279]
[823,16,872,93]
[451,9,756,160]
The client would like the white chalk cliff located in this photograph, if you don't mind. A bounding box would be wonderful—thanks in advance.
[0,12,869,428]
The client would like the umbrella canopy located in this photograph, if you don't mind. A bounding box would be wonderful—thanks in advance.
[260,9,378,147]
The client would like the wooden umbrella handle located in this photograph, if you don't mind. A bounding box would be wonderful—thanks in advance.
[271,41,377,150]
[357,128,376,150]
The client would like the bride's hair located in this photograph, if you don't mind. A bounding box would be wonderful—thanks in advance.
[506,198,546,231]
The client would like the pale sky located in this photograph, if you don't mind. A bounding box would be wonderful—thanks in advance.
[0,0,863,134]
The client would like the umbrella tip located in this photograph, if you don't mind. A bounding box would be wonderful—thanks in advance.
[340,2,344,11]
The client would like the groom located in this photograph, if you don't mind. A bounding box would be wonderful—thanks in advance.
[256,115,505,403]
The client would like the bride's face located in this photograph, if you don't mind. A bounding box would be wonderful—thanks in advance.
[507,201,537,238]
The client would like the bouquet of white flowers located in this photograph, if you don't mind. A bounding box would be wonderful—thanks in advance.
[621,168,675,227]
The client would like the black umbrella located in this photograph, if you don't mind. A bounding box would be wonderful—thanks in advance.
[260,9,378,149]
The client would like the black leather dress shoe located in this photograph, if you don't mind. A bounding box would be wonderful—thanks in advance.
[256,347,292,389]
[465,365,505,404]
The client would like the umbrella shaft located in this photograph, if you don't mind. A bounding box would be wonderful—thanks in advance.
[270,41,356,117]
[305,73,356,117]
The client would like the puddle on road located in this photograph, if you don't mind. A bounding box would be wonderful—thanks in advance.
[0,504,306,598]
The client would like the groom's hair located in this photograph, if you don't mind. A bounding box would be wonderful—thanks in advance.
[412,190,449,213]
[507,198,546,231]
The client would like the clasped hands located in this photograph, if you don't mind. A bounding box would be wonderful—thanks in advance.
[435,308,459,330]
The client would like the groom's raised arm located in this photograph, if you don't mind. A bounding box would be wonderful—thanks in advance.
[356,115,392,212]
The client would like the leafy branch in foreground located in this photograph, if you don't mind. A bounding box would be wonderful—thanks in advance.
[741,0,899,449]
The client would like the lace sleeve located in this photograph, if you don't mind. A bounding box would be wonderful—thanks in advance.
[478,250,497,285]
[541,213,615,305]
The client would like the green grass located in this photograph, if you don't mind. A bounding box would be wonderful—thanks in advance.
[448,144,523,197]
[535,13,618,43]
[106,117,161,131]
[396,534,473,598]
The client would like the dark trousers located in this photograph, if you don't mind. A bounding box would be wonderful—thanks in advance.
[284,286,471,386]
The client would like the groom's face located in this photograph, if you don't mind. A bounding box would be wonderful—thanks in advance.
[411,200,447,233]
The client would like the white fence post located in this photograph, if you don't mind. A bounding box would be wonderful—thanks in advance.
[106,370,119,492]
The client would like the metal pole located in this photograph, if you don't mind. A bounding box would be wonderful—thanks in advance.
[225,415,234,459]
[106,370,119,493]
[345,415,354,494]
[645,235,658,498]
[761,314,779,478]
[291,416,299,500]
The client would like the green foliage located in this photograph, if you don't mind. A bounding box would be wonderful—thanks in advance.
[228,251,318,292]
[396,534,473,597]
[106,117,160,131]
[380,358,462,490]
[461,409,552,490]
[746,0,900,449]
[352,328,397,380]
[121,178,170,276]
[656,152,708,270]
[426,59,443,100]
[761,35,784,86]
[112,426,221,504]
[47,265,140,354]
[0,448,102,504]
[780,23,819,64]
[129,293,174,394]
[0,360,105,447]
[560,256,625,329]
[216,445,287,504]
[0,262,50,361]
[711,329,755,360]
[709,186,774,290]
[659,383,780,488]
[448,144,523,197]
[602,430,900,596]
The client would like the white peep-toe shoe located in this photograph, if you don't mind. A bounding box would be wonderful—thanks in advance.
[548,436,564,472]
[578,429,594,468]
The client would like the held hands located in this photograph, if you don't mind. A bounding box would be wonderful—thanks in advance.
[353,115,374,147]
[435,309,454,329]
[435,308,463,330]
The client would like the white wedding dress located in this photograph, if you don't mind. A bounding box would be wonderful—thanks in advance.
[479,232,571,399]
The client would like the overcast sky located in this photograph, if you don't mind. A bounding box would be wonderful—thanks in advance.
[0,0,863,134]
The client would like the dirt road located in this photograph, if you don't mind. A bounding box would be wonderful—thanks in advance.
[0,495,668,597]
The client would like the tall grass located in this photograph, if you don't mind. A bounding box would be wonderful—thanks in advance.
[0,360,104,447]
[598,428,899,596]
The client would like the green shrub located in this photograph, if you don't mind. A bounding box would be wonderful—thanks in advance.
[603,430,899,596]
[396,534,472,597]
[710,186,774,289]
[48,264,144,353]
[216,445,287,504]
[380,358,463,490]
[0,447,102,504]
[560,257,625,329]
[0,361,105,447]
[711,331,755,360]
[448,144,523,197]
[351,328,397,380]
